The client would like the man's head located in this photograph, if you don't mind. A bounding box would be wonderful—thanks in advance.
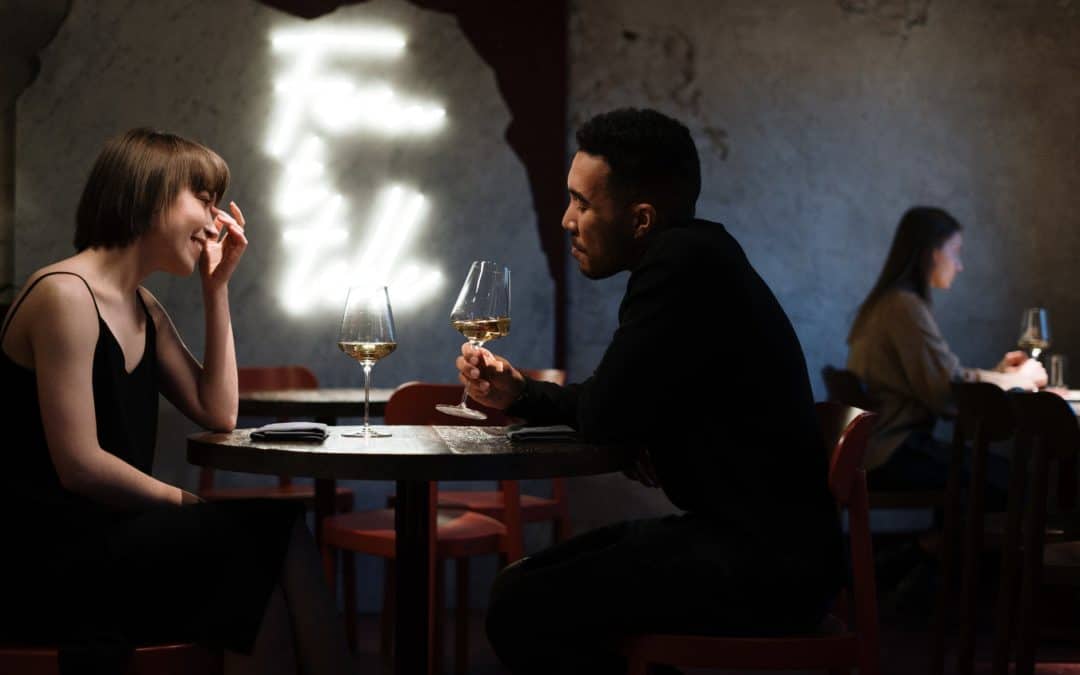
[562,108,700,279]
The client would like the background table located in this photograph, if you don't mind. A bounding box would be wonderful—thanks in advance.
[239,387,395,420]
[188,424,626,675]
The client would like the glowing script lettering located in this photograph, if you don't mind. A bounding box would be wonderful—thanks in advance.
[267,25,445,314]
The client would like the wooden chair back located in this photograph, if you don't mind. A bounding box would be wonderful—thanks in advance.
[238,365,319,391]
[386,382,511,426]
[822,365,879,411]
[991,391,1080,673]
[931,382,1017,675]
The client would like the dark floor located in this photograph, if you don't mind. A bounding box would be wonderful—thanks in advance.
[347,604,1080,674]
[345,546,1080,674]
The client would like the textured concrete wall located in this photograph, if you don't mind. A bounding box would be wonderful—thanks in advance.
[564,0,1080,530]
[11,0,1080,608]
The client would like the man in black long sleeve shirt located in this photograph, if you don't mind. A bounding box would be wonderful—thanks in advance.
[455,108,843,674]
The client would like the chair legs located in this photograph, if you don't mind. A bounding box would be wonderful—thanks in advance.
[455,558,470,675]
[343,550,357,653]
[553,513,572,543]
[380,560,394,662]
[434,560,445,674]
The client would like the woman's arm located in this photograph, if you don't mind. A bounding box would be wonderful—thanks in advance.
[148,201,248,431]
[31,276,188,508]
[144,287,237,431]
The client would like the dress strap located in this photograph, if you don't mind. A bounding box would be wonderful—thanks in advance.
[135,287,153,321]
[0,271,100,342]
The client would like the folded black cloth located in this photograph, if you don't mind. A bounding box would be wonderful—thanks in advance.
[250,422,328,442]
[506,425,579,442]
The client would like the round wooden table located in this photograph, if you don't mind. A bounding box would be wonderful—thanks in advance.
[188,424,625,675]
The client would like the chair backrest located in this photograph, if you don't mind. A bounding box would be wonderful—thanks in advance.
[1008,391,1080,460]
[238,365,319,392]
[815,401,879,668]
[817,401,876,507]
[519,368,567,386]
[385,382,512,426]
[822,366,879,411]
[1008,390,1079,510]
[951,381,1015,444]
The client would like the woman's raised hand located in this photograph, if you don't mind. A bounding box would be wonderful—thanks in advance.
[201,200,248,289]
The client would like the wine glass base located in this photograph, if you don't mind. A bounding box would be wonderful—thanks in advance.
[435,403,488,420]
[342,428,392,438]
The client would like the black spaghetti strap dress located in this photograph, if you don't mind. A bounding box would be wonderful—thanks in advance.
[0,272,302,671]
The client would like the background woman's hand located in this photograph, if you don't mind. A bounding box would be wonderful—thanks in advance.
[455,343,524,410]
[995,350,1029,373]
[1018,357,1048,389]
[200,200,248,290]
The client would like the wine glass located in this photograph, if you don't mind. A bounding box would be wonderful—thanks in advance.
[435,260,511,420]
[338,286,397,438]
[1018,307,1050,360]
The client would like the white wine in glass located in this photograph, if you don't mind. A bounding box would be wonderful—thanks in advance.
[1018,307,1050,359]
[436,261,511,420]
[338,286,397,438]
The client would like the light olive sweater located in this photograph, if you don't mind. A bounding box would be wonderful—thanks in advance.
[846,289,975,470]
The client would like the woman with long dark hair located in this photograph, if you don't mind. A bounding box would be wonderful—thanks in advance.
[847,206,1045,492]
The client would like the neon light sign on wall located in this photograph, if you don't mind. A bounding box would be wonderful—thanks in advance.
[266,25,445,314]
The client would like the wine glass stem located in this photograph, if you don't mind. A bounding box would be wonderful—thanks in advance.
[460,340,486,407]
[363,362,373,430]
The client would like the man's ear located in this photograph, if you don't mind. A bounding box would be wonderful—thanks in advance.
[631,203,657,239]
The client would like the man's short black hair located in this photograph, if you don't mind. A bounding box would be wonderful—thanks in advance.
[575,108,700,225]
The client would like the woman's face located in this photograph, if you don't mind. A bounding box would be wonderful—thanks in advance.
[147,187,217,275]
[930,232,964,290]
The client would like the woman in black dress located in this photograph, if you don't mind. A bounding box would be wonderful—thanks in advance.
[0,129,353,674]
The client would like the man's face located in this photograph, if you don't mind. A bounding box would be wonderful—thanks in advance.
[562,151,636,280]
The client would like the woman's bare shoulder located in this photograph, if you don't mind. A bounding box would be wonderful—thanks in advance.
[6,264,99,333]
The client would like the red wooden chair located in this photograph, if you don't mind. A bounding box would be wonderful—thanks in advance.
[431,368,571,543]
[0,642,223,675]
[197,366,353,512]
[822,365,946,512]
[619,402,880,675]
[989,391,1080,675]
[321,382,519,675]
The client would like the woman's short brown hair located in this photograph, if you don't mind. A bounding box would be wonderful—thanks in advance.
[74,128,230,251]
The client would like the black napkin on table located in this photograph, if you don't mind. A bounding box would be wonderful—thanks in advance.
[250,421,329,442]
[506,424,579,442]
